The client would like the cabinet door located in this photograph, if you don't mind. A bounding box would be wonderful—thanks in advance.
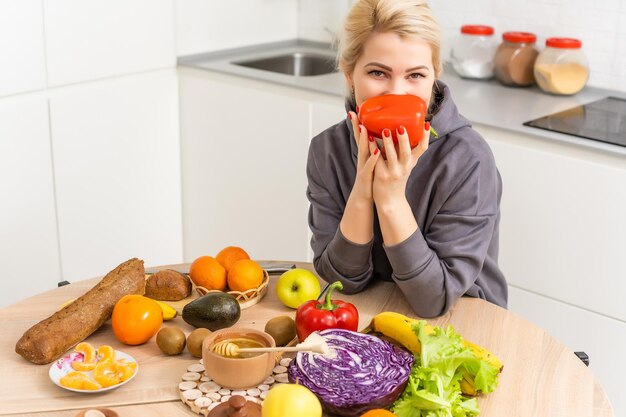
[509,286,625,417]
[0,0,46,97]
[477,124,626,322]
[179,71,311,262]
[0,98,61,307]
[44,0,175,87]
[50,70,183,281]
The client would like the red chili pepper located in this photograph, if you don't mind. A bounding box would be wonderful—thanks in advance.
[295,281,359,342]
[358,94,427,148]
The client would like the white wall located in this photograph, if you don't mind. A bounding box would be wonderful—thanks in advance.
[175,0,298,56]
[297,0,626,93]
[0,0,182,307]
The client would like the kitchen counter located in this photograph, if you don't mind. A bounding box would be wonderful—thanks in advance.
[178,39,626,156]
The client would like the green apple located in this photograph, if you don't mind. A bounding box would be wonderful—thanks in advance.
[261,383,322,417]
[275,268,321,309]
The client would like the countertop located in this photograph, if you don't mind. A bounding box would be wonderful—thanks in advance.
[178,39,626,157]
[1,262,614,416]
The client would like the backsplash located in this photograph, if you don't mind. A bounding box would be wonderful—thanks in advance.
[297,0,626,93]
[175,0,298,56]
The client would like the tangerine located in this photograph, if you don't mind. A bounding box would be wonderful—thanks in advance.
[189,256,227,291]
[60,371,101,390]
[97,345,116,363]
[360,410,397,417]
[94,360,137,387]
[112,295,163,345]
[227,259,264,292]
[71,342,97,371]
[216,246,250,271]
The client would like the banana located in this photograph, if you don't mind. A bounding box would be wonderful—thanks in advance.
[463,339,503,372]
[368,311,434,354]
[368,311,503,370]
[459,369,478,396]
[155,300,177,320]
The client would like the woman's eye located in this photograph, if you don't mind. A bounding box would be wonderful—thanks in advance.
[409,72,425,79]
[368,70,386,78]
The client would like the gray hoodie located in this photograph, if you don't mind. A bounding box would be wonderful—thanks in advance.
[306,81,507,317]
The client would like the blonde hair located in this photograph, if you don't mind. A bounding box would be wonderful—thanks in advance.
[338,0,442,78]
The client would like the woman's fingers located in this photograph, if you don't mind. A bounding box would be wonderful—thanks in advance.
[381,128,397,164]
[412,121,431,159]
[396,125,412,164]
[367,132,379,155]
[364,147,380,174]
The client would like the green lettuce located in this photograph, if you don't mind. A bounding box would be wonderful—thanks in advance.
[391,322,500,417]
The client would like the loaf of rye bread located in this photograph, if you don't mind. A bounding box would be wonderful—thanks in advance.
[145,269,192,301]
[15,258,146,364]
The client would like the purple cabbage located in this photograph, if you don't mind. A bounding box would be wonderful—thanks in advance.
[287,328,413,416]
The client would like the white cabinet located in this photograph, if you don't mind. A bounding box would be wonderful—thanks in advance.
[477,124,626,321]
[509,287,624,416]
[44,0,175,87]
[50,70,183,282]
[0,0,46,97]
[477,123,626,416]
[0,97,61,307]
[179,68,317,262]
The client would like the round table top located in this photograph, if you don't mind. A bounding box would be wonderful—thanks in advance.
[0,261,614,417]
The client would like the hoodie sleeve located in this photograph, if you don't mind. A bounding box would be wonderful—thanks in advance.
[307,139,375,293]
[384,142,500,317]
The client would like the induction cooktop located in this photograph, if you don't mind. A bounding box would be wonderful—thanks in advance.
[523,96,626,148]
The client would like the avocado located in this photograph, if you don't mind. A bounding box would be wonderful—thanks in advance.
[182,292,241,331]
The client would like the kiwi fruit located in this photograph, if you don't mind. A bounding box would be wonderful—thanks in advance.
[187,327,211,358]
[264,316,296,346]
[156,326,187,355]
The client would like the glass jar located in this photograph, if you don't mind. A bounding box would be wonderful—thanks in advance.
[534,37,589,95]
[493,32,539,87]
[450,25,497,79]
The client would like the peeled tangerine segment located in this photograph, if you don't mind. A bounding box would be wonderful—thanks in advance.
[97,345,116,363]
[94,360,137,387]
[71,342,98,371]
[60,371,102,390]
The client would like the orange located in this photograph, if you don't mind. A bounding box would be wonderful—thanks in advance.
[71,342,97,371]
[227,259,264,292]
[60,371,101,390]
[189,256,227,290]
[216,246,250,272]
[112,295,163,345]
[94,360,137,388]
[360,410,397,417]
[97,345,115,363]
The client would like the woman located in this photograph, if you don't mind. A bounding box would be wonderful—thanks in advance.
[306,0,507,317]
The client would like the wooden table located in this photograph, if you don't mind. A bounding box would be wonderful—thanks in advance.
[0,262,614,417]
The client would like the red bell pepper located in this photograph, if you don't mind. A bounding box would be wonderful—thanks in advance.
[295,281,359,342]
[358,94,428,148]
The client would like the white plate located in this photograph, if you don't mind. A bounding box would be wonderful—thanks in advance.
[49,348,138,393]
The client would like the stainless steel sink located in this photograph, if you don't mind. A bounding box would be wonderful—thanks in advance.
[232,52,337,76]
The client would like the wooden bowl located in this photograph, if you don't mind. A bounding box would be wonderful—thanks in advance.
[202,327,275,390]
[196,269,269,309]
[74,409,119,417]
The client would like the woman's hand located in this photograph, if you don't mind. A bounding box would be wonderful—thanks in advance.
[373,123,430,210]
[348,111,380,202]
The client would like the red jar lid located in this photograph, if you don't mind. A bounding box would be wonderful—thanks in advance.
[546,37,582,48]
[461,25,494,36]
[502,32,537,43]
